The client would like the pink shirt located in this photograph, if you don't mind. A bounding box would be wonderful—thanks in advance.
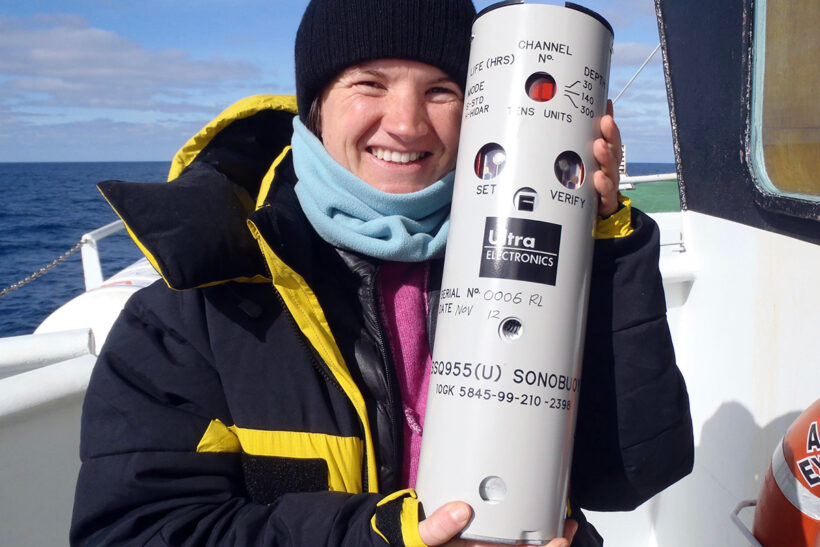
[378,261,432,489]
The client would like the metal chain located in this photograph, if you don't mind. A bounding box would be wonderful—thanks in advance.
[0,241,85,298]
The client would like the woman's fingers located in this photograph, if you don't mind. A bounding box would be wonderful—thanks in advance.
[594,99,622,216]
[418,502,472,546]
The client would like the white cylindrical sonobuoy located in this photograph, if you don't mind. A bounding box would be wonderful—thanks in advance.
[416,2,613,544]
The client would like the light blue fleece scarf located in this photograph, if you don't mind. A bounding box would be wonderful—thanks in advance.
[291,118,453,262]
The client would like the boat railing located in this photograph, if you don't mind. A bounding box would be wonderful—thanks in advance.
[80,219,126,291]
[619,172,678,191]
[0,328,95,380]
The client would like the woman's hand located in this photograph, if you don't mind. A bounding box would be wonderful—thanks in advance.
[592,99,623,217]
[418,501,578,547]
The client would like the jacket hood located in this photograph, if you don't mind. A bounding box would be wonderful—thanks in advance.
[98,95,298,290]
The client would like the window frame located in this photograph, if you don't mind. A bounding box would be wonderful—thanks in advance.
[746,0,820,220]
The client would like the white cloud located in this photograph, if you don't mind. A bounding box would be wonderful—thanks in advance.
[0,14,258,114]
[0,115,208,162]
[613,42,663,68]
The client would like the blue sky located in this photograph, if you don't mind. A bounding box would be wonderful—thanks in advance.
[0,0,672,163]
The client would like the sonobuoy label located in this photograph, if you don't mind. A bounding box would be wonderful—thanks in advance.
[480,217,562,285]
[417,2,613,544]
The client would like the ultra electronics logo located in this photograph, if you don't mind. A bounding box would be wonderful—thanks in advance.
[480,217,562,286]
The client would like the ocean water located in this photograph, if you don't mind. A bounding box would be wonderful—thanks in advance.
[0,162,169,336]
[0,161,676,337]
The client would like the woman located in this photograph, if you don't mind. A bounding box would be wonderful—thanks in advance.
[71,1,693,546]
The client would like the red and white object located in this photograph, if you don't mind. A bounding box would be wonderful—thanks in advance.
[753,398,820,547]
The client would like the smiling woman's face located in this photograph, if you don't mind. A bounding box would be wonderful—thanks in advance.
[318,59,464,194]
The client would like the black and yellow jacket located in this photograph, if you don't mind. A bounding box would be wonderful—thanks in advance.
[70,95,694,546]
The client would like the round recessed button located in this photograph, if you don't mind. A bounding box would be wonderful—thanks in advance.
[479,475,507,504]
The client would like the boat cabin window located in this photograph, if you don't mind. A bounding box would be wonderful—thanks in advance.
[750,0,820,205]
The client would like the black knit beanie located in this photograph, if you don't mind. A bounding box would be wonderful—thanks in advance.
[294,0,476,123]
